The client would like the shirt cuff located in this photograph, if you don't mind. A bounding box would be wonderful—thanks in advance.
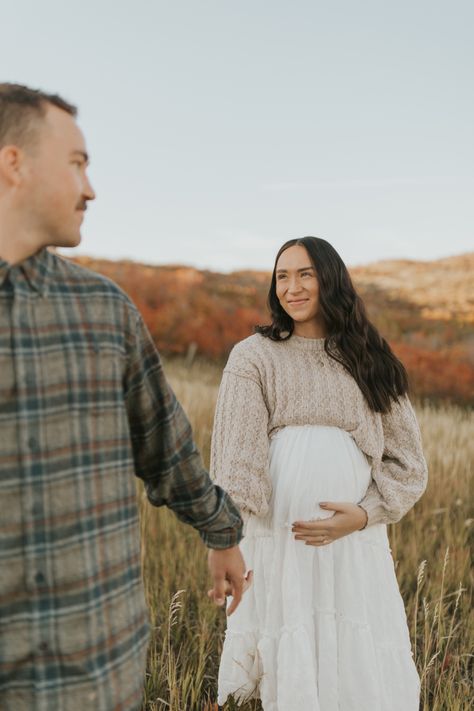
[199,517,244,549]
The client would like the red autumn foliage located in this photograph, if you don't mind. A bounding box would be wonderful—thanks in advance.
[392,343,474,403]
[70,255,474,405]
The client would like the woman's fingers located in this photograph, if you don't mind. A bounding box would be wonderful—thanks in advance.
[320,501,350,512]
[296,535,332,546]
[292,514,346,544]
[292,521,331,535]
[214,569,254,602]
[293,504,365,545]
[293,502,351,529]
[292,525,329,535]
[243,569,254,593]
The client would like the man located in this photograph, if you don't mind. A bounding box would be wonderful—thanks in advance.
[0,83,246,710]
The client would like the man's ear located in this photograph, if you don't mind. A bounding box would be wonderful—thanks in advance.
[0,145,26,187]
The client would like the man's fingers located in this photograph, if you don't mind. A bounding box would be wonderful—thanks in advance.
[226,574,244,616]
[207,546,247,614]
[226,567,255,616]
[212,575,226,606]
[209,569,253,614]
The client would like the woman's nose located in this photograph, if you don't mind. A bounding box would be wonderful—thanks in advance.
[288,278,302,293]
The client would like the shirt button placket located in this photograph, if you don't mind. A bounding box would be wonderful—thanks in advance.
[11,283,50,697]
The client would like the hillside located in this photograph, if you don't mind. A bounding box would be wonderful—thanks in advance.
[70,253,474,404]
[351,253,474,324]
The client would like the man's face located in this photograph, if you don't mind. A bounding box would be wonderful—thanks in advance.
[21,104,95,248]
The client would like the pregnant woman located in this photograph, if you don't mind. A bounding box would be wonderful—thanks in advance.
[210,237,428,711]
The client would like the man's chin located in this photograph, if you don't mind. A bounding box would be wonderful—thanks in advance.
[53,232,82,250]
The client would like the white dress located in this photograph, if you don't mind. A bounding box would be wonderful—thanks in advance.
[217,425,420,711]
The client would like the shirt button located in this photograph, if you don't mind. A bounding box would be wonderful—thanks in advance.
[38,642,49,652]
[28,437,38,451]
[35,572,45,585]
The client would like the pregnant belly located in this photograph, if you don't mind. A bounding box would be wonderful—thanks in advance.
[268,425,372,525]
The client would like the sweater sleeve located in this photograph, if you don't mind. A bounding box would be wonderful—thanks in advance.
[210,344,272,522]
[358,394,428,526]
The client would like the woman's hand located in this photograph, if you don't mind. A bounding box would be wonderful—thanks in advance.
[292,501,368,546]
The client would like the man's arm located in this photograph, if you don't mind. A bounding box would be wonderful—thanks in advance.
[123,310,246,608]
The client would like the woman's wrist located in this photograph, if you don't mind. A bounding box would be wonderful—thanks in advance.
[357,505,368,530]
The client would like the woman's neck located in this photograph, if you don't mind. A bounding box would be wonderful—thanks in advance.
[292,320,327,339]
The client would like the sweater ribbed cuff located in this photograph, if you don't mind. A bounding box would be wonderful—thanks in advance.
[357,493,390,527]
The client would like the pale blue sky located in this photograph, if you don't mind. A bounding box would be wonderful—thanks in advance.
[2,0,473,271]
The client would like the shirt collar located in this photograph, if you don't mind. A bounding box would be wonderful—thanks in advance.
[0,247,56,295]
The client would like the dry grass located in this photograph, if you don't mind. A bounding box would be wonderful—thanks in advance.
[139,359,473,711]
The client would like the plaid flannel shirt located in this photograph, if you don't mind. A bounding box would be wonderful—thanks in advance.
[0,248,242,711]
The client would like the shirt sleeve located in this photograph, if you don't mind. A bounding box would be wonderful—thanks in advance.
[123,311,243,549]
[358,394,428,526]
[210,345,272,523]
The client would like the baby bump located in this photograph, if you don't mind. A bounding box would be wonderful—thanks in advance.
[268,425,372,524]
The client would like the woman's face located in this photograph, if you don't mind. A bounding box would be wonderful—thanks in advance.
[275,245,321,325]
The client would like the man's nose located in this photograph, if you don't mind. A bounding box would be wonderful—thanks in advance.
[83,176,96,201]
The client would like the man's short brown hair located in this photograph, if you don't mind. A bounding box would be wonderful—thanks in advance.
[0,83,77,150]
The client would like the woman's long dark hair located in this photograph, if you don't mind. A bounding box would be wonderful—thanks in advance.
[255,237,409,413]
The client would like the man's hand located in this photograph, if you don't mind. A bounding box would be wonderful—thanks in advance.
[207,545,250,615]
[292,501,368,546]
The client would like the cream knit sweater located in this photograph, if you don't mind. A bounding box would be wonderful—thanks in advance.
[210,333,428,527]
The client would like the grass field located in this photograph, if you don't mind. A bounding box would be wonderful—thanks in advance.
[139,359,473,711]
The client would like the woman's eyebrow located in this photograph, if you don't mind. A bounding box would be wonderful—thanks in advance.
[276,266,314,273]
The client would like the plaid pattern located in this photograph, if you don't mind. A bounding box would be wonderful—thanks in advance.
[0,248,242,711]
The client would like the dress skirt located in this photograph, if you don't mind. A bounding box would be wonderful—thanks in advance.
[217,425,420,711]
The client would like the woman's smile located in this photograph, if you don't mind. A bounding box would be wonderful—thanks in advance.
[287,298,309,306]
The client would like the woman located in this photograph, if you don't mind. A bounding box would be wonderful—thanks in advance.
[210,237,428,711]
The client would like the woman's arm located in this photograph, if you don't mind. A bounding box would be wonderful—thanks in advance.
[210,347,272,523]
[357,394,428,526]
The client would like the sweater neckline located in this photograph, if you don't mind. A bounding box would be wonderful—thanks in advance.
[288,334,327,351]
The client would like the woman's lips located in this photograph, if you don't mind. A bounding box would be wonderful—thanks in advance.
[287,299,309,306]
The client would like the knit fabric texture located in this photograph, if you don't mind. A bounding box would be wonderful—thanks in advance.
[210,333,428,527]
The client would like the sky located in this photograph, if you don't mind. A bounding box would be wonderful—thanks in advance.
[2,0,473,272]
